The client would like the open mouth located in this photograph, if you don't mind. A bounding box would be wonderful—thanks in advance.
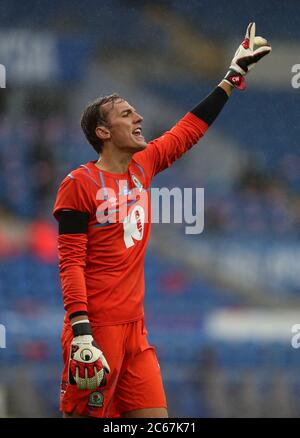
[132,127,144,140]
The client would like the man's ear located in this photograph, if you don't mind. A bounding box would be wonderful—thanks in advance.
[95,125,111,141]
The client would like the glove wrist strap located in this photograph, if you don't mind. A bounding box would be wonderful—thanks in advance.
[71,320,92,337]
[224,69,246,91]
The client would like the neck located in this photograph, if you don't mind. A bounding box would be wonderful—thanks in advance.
[94,147,132,174]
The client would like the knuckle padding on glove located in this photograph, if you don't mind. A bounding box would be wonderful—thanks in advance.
[70,358,103,378]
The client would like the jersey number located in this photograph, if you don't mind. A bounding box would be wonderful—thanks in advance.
[123,205,145,248]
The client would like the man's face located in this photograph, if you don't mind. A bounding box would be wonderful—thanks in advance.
[102,99,147,153]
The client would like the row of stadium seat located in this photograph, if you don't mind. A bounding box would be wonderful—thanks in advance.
[1,0,298,40]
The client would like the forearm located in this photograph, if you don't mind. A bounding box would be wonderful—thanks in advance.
[70,315,92,336]
[59,256,89,319]
[218,80,234,97]
[190,85,230,126]
[70,313,89,325]
[57,210,90,320]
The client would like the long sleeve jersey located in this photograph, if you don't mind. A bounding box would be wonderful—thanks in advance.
[53,87,228,326]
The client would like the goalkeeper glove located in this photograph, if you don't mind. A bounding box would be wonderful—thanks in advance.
[69,319,110,390]
[224,22,271,90]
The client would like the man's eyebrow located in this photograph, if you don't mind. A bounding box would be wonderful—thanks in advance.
[120,107,136,114]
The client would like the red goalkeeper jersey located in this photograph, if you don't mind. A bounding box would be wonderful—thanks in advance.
[53,112,208,326]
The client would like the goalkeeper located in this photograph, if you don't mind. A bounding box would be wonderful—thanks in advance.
[53,23,271,418]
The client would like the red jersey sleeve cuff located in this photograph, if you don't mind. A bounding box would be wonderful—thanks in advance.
[65,302,88,319]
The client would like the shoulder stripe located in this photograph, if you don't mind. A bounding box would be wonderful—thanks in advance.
[134,162,145,178]
[80,164,92,174]
[99,171,108,200]
[81,172,101,188]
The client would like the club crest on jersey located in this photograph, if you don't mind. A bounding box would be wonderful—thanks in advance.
[88,391,104,408]
[131,174,143,191]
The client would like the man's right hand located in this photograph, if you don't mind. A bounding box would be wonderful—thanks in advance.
[69,320,110,390]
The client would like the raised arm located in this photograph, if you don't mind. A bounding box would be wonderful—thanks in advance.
[135,22,271,178]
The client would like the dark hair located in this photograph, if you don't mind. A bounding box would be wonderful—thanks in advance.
[80,93,123,153]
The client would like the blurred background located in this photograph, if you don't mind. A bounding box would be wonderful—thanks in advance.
[0,0,300,418]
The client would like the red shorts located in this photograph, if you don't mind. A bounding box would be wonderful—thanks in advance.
[60,319,167,417]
